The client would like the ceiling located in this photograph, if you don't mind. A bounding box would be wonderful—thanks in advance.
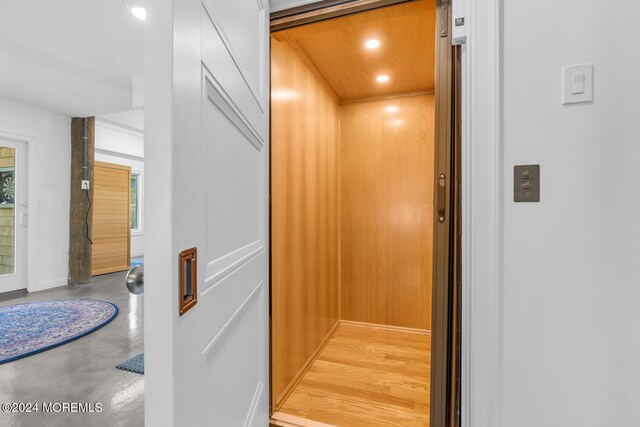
[272,0,437,102]
[97,109,144,133]
[0,0,144,117]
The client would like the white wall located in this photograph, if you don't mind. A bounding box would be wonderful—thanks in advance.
[0,97,70,292]
[500,1,640,426]
[95,121,144,257]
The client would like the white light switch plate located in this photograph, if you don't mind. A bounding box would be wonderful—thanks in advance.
[562,64,593,105]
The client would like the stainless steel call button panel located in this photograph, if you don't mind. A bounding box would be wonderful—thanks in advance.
[514,164,540,202]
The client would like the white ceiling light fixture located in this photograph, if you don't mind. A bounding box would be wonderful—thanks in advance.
[376,75,390,83]
[385,105,398,113]
[365,39,381,49]
[128,5,146,21]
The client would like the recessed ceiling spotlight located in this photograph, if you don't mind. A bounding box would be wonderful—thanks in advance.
[128,5,146,21]
[365,39,381,49]
[385,105,398,113]
[376,75,390,83]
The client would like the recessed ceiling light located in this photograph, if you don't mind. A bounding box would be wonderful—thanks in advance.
[376,75,390,83]
[385,105,398,113]
[128,5,146,21]
[365,39,381,49]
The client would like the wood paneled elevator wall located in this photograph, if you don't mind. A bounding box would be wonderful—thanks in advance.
[270,2,435,406]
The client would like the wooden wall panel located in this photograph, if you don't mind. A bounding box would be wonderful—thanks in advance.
[91,161,131,276]
[271,39,341,408]
[340,94,435,330]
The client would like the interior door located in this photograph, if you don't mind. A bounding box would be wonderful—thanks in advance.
[145,0,270,425]
[0,137,26,294]
[91,161,131,276]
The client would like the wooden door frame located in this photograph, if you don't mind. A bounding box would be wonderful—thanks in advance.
[431,1,458,425]
[457,0,504,426]
[0,132,34,292]
[269,1,459,425]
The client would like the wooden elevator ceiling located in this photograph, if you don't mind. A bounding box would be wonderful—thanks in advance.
[272,0,437,102]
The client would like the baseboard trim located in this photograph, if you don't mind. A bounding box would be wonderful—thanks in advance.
[270,412,337,427]
[274,320,341,411]
[0,288,27,302]
[339,320,431,336]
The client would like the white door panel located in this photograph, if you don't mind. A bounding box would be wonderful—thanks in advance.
[146,0,270,424]
[200,69,267,425]
[202,3,267,142]
[199,253,265,349]
[202,280,266,427]
[203,80,262,268]
[201,0,266,105]
[198,0,270,424]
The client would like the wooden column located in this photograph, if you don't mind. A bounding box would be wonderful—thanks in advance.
[68,117,95,284]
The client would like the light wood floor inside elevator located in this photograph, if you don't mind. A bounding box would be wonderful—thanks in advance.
[273,323,430,427]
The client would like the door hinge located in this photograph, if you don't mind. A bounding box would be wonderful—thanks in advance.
[439,1,449,38]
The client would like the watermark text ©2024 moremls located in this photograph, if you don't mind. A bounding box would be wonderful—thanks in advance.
[1,402,102,413]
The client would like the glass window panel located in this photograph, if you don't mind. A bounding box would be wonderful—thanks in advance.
[0,146,15,275]
[130,175,138,230]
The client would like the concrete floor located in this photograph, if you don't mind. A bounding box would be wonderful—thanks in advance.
[0,271,144,427]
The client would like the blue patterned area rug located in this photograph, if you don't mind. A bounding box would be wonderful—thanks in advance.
[116,352,144,375]
[0,299,118,365]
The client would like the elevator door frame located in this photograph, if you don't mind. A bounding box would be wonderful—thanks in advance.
[269,1,459,425]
